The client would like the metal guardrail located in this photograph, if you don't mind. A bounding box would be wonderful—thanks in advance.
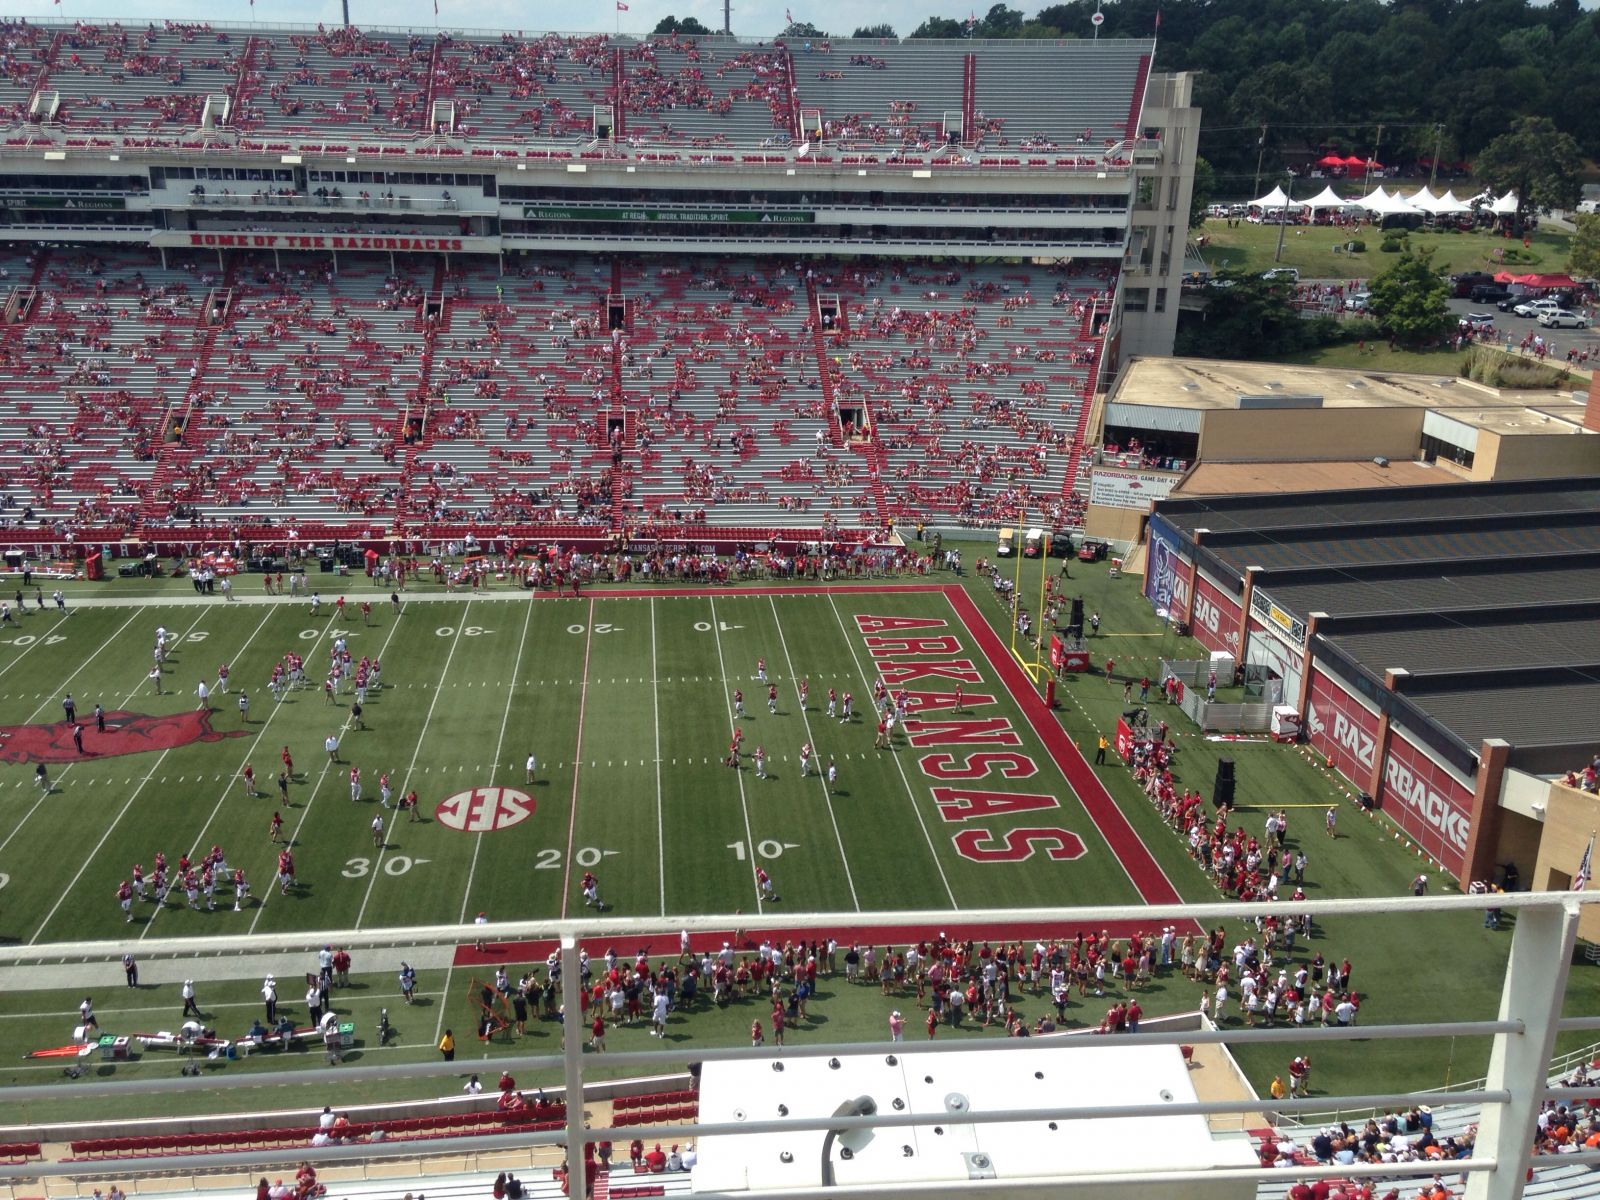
[0,893,1591,1200]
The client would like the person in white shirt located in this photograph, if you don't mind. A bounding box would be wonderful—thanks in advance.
[318,1107,336,1130]
[525,754,538,784]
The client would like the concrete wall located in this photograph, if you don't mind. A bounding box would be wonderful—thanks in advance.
[1085,503,1148,544]
[1197,408,1423,462]
[1475,427,1600,481]
[1532,782,1600,943]
[1119,72,1200,362]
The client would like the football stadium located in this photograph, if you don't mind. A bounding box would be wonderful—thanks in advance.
[0,15,1593,1200]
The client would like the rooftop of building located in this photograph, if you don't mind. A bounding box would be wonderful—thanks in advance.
[1110,357,1592,435]
[1171,459,1447,496]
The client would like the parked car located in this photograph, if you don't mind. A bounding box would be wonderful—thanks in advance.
[1537,309,1590,329]
[1513,297,1562,318]
[1345,291,1371,311]
[1450,271,1495,298]
[1261,267,1300,282]
[1461,312,1496,331]
[1470,284,1512,304]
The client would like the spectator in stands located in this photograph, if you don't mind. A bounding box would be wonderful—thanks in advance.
[645,1143,667,1172]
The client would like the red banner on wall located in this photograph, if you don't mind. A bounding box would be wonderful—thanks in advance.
[1378,732,1475,880]
[1304,668,1379,785]
[1189,572,1242,654]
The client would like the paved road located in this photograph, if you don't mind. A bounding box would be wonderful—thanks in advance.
[1446,293,1599,364]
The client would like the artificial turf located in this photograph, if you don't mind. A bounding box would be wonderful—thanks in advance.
[0,541,1591,1117]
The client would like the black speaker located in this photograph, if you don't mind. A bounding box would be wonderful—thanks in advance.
[1214,778,1236,809]
[1070,597,1085,626]
[1216,757,1235,785]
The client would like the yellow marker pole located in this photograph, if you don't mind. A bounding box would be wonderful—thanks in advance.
[1010,510,1026,663]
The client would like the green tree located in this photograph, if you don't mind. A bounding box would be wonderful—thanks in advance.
[1472,116,1583,234]
[1176,271,1309,358]
[909,16,964,38]
[782,21,829,39]
[1365,247,1454,348]
[1188,156,1216,230]
[977,3,1024,37]
[652,15,712,35]
[851,23,896,38]
[1569,214,1600,283]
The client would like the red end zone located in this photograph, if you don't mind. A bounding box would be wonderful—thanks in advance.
[941,586,1186,906]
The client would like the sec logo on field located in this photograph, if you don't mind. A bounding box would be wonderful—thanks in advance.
[435,787,536,833]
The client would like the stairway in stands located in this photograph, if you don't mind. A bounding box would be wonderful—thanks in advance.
[394,261,450,522]
[140,260,238,523]
[804,278,888,526]
[608,257,629,528]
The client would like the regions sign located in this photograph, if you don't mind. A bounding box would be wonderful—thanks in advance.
[521,205,814,224]
[1089,467,1178,511]
[0,710,245,764]
[435,786,537,833]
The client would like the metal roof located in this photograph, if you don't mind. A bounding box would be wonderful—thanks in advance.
[1158,477,1600,538]
[1151,478,1600,758]
[1400,675,1600,757]
[1320,610,1600,676]
[1262,561,1600,620]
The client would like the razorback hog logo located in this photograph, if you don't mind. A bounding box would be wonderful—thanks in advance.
[0,710,247,764]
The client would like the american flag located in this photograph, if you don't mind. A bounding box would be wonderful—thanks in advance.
[785,8,793,23]
[1577,834,1594,892]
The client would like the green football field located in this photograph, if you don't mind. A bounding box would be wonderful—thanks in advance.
[0,552,1595,1114]
[0,580,1167,946]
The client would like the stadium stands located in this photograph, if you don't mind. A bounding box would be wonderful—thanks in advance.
[0,23,1153,169]
[0,244,1114,543]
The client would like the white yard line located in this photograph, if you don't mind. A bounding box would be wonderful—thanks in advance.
[28,607,281,943]
[246,606,412,934]
[825,593,958,907]
[768,595,860,911]
[0,604,127,694]
[651,598,665,916]
[454,597,535,925]
[708,597,762,915]
[11,609,144,722]
[140,608,337,939]
[0,609,206,864]
[353,600,476,929]
[557,597,596,920]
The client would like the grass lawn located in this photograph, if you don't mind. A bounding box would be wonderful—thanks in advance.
[1268,342,1468,374]
[1197,218,1573,280]
[0,549,1594,1121]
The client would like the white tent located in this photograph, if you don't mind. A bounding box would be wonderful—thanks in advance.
[1303,185,1349,211]
[1430,189,1472,215]
[1367,190,1421,216]
[1249,185,1305,210]
[1356,186,1391,210]
[1491,190,1520,215]
[1408,187,1440,211]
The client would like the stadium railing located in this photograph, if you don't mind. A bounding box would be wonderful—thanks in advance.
[0,892,1589,1200]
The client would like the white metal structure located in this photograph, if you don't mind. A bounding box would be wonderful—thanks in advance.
[0,891,1595,1200]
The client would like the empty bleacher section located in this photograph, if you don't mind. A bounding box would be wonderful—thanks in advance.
[47,23,244,134]
[0,246,1116,541]
[972,40,1151,151]
[0,23,1152,167]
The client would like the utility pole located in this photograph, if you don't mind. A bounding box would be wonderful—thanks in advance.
[341,0,350,27]
[1274,175,1294,263]
[1253,124,1268,199]
[1367,122,1385,181]
[723,0,732,34]
[1429,123,1444,191]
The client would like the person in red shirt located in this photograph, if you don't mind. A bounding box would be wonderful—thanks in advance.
[590,1014,606,1052]
[644,1144,667,1173]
